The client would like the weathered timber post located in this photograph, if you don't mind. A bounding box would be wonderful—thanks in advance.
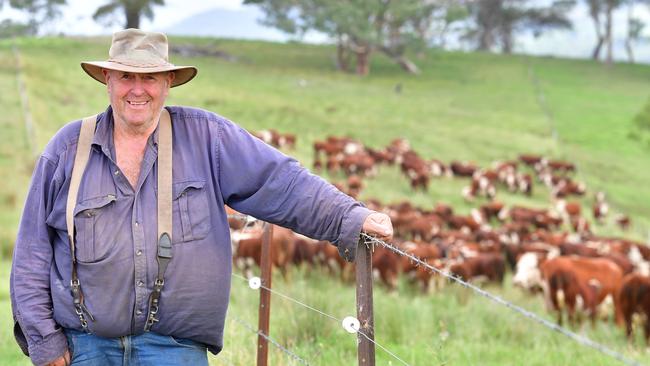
[356,237,375,365]
[257,223,274,366]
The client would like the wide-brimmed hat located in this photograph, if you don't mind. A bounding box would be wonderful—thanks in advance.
[81,28,197,88]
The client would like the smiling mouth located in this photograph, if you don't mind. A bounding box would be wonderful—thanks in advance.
[128,101,148,106]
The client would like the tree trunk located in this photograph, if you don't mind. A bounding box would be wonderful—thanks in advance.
[125,8,140,29]
[589,3,603,61]
[501,25,513,54]
[394,56,420,74]
[378,46,419,74]
[477,0,501,52]
[478,28,493,51]
[336,38,350,72]
[625,4,635,64]
[356,49,370,76]
[625,38,634,64]
[605,1,614,66]
[591,37,604,60]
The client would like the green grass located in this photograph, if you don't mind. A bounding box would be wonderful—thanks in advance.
[1,35,650,364]
[3,261,650,365]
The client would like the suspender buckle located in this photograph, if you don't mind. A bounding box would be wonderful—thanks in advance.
[70,279,95,332]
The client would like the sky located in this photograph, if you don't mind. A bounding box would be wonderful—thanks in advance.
[2,0,650,63]
[0,0,243,35]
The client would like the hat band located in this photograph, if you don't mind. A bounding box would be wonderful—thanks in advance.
[108,58,174,68]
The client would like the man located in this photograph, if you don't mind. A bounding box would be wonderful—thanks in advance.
[11,29,393,366]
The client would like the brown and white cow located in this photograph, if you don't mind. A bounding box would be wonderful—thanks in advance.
[233,225,297,280]
[618,273,650,343]
[592,192,609,224]
[540,256,623,326]
[448,253,505,285]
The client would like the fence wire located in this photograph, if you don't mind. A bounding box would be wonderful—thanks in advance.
[362,233,643,366]
[231,272,412,366]
[228,213,642,365]
[229,313,311,366]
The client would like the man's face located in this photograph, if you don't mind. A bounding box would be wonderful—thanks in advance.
[103,69,175,130]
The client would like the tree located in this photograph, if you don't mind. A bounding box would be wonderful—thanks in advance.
[0,18,37,38]
[93,0,165,29]
[586,0,605,60]
[465,0,573,53]
[624,2,644,63]
[246,0,464,75]
[585,0,624,64]
[1,0,66,35]
[425,1,469,49]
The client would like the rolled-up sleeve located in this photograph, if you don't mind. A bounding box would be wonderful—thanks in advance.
[216,119,371,261]
[11,154,69,366]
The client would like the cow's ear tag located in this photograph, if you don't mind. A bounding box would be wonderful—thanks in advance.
[342,316,360,333]
[248,276,261,290]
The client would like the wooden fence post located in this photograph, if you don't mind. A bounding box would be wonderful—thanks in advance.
[257,223,274,366]
[356,237,375,365]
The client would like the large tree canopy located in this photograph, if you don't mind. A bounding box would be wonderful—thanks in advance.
[246,0,467,75]
[93,0,165,29]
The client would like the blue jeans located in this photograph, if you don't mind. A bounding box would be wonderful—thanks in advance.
[64,329,208,366]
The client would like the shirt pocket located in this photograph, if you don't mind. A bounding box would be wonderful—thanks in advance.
[73,194,117,263]
[172,180,211,243]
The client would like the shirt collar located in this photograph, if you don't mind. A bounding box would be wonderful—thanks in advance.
[91,105,162,157]
[91,105,115,158]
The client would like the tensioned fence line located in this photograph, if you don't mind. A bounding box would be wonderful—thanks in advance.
[525,57,650,244]
[12,41,38,158]
[228,313,311,365]
[361,233,643,366]
[231,272,412,366]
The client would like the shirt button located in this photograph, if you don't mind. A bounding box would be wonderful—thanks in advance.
[135,222,139,227]
[114,170,120,175]
[137,281,144,287]
[136,309,143,315]
[136,250,142,256]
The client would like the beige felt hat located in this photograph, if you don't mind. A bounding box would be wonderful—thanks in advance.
[81,28,197,88]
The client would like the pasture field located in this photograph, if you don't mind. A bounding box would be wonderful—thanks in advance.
[0,35,649,365]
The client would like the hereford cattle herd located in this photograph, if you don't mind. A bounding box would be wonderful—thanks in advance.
[233,131,650,344]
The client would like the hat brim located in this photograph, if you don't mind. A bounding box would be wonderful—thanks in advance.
[81,61,197,88]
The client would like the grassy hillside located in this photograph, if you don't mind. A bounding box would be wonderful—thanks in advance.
[1,35,649,365]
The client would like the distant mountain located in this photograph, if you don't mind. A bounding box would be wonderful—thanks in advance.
[162,7,326,43]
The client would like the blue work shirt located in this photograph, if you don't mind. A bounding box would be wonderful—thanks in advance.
[11,105,370,365]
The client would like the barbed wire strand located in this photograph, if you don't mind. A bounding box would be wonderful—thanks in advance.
[229,313,311,365]
[232,272,339,323]
[231,272,412,366]
[361,233,642,366]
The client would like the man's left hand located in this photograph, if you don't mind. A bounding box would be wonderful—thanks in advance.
[362,212,393,242]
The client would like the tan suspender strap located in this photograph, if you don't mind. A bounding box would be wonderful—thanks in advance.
[158,108,173,241]
[66,115,98,260]
[67,114,99,331]
[65,109,174,332]
[145,107,173,331]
